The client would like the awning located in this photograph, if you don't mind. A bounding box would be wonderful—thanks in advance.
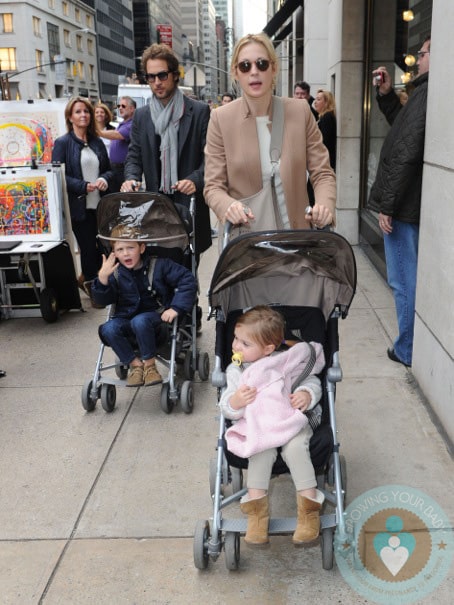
[263,0,302,40]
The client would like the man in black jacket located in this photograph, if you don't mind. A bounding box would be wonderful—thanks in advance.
[122,43,212,261]
[368,35,430,368]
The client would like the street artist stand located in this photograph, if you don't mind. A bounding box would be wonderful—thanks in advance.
[0,164,81,322]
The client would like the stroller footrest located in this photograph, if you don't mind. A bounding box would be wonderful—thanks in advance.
[220,512,337,534]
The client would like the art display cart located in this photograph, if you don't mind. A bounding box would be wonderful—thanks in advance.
[0,164,81,322]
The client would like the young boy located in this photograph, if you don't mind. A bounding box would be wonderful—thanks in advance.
[91,227,197,387]
[220,305,325,546]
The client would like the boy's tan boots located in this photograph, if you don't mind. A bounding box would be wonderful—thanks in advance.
[293,489,324,544]
[143,359,162,386]
[240,495,270,546]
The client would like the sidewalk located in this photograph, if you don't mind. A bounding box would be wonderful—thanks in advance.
[0,243,452,604]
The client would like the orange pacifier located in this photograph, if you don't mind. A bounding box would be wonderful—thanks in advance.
[231,351,244,366]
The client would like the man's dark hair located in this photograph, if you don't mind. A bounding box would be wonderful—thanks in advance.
[294,80,310,93]
[221,92,235,101]
[141,43,180,82]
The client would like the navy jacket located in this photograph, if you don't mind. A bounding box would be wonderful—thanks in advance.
[90,254,197,319]
[368,72,428,224]
[124,95,212,255]
[52,131,113,222]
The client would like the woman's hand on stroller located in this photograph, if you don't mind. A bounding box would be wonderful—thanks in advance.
[161,308,178,323]
[305,204,333,229]
[224,200,255,225]
[98,252,119,286]
[290,390,311,412]
[172,179,196,196]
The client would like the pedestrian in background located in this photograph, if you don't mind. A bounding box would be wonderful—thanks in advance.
[293,80,318,120]
[221,92,235,105]
[100,96,136,193]
[368,35,431,368]
[313,89,337,171]
[52,97,113,302]
[94,102,115,154]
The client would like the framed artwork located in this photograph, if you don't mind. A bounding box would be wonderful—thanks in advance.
[0,99,66,167]
[0,167,64,241]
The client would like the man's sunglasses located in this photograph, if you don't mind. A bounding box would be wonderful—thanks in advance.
[145,70,171,82]
[117,104,127,108]
[237,59,271,73]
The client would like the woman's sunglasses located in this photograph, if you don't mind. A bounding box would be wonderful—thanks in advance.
[237,59,271,73]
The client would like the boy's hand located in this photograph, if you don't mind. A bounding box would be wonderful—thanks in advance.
[161,308,178,323]
[98,252,119,285]
[230,384,257,410]
[290,390,311,412]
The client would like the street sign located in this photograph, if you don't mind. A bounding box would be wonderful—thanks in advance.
[183,65,206,87]
[157,25,172,47]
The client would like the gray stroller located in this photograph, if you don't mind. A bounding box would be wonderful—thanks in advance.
[193,229,356,570]
[81,192,210,414]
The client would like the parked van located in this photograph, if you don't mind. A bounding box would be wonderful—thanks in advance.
[117,83,194,110]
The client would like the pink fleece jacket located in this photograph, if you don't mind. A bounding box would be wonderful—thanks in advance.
[225,342,325,457]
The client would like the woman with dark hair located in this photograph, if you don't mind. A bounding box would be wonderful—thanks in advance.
[52,97,113,301]
[313,90,337,171]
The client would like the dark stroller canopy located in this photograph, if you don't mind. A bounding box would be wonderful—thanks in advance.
[209,230,357,320]
[97,192,189,250]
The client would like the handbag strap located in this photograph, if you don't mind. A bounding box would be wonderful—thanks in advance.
[269,97,290,229]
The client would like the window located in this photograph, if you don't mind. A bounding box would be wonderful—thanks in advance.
[87,39,94,55]
[76,34,83,53]
[88,64,94,81]
[86,15,93,29]
[75,8,81,23]
[0,47,16,70]
[64,30,70,47]
[1,13,13,33]
[33,17,41,37]
[35,49,44,72]
[48,0,55,9]
[62,2,69,17]
[78,61,84,79]
[47,22,60,61]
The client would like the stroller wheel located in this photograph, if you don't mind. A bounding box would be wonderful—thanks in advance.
[81,379,98,412]
[180,380,194,414]
[183,351,195,380]
[321,527,334,570]
[224,532,240,571]
[114,357,128,380]
[193,520,210,570]
[197,352,210,382]
[101,383,116,413]
[160,382,173,414]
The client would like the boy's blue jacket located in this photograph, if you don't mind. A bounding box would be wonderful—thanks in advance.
[91,253,197,319]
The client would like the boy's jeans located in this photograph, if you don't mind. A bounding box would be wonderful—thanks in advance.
[100,312,162,364]
[384,219,419,366]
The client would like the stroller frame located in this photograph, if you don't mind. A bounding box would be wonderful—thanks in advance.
[194,228,356,571]
[81,193,210,414]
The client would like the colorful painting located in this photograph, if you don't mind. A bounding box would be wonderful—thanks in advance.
[0,100,66,167]
[0,168,64,241]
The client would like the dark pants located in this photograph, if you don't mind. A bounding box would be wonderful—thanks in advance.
[110,163,125,193]
[99,312,162,364]
[72,209,102,281]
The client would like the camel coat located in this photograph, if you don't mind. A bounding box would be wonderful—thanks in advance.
[204,96,336,228]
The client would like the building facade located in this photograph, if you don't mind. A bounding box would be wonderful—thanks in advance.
[264,0,453,445]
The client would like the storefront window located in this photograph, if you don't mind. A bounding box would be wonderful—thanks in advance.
[359,0,432,272]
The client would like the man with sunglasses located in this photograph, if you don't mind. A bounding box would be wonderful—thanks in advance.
[100,96,136,192]
[122,43,212,261]
[368,35,431,368]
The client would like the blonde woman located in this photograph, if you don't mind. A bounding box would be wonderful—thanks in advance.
[204,33,336,232]
[313,90,337,170]
[94,102,115,153]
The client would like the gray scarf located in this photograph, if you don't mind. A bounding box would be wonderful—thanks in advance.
[149,88,185,194]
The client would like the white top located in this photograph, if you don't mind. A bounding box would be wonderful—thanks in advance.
[80,145,101,210]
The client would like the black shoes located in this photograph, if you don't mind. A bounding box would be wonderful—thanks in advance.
[387,348,411,368]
